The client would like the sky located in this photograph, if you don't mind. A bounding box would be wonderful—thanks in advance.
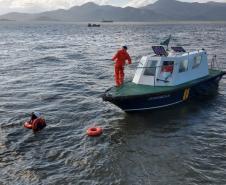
[0,0,226,15]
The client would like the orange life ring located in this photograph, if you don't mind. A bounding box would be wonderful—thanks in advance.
[87,127,103,137]
[24,121,32,129]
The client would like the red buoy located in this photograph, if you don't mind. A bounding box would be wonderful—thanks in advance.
[87,127,103,137]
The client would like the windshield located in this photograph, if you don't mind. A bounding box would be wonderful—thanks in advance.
[143,60,158,76]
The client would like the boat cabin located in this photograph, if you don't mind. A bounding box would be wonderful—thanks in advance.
[133,46,209,86]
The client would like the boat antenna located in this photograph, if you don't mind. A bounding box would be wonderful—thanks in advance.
[160,35,171,51]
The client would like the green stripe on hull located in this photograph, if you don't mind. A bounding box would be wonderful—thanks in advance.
[106,69,224,97]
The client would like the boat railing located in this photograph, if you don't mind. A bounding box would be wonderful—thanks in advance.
[210,55,226,71]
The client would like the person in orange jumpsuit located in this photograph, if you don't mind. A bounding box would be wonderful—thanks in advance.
[112,46,132,87]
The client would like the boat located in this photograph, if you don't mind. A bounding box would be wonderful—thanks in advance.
[101,19,114,23]
[102,45,226,112]
[88,23,100,27]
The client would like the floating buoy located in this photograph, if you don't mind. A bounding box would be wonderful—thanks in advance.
[87,127,103,137]
[24,121,32,129]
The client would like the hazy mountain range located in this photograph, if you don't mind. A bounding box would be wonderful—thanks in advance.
[1,0,226,22]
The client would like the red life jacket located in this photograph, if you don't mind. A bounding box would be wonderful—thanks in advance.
[162,65,173,73]
[32,118,46,131]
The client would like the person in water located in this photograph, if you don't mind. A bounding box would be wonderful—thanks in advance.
[29,112,46,132]
[30,112,40,122]
[112,46,132,87]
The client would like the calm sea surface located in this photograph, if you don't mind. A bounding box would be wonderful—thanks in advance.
[0,22,226,185]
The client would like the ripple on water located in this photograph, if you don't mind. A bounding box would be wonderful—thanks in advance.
[33,45,68,51]
[0,22,226,185]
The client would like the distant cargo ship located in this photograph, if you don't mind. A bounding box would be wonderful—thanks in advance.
[101,20,114,23]
[0,19,14,21]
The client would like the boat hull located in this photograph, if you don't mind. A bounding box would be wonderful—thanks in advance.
[103,72,225,112]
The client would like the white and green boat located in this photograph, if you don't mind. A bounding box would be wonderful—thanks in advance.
[103,46,225,112]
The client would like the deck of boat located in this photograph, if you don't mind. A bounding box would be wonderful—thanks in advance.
[105,69,224,97]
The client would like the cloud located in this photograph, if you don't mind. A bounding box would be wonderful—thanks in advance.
[125,0,226,7]
[0,0,114,14]
[125,0,156,7]
[182,0,226,2]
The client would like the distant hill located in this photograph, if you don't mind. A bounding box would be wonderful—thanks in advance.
[0,2,164,22]
[143,0,226,21]
[0,0,226,22]
[0,12,35,21]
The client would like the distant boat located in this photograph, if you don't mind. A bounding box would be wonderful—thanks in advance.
[88,23,100,27]
[0,19,14,21]
[101,20,113,23]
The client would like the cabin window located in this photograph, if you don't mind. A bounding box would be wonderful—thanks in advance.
[144,60,158,76]
[192,55,202,69]
[161,61,174,73]
[179,59,188,73]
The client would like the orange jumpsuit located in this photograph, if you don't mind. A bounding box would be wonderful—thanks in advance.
[112,49,132,86]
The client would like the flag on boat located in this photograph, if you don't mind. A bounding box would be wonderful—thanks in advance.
[160,35,171,49]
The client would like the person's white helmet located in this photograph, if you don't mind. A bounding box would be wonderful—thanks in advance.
[34,112,41,118]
